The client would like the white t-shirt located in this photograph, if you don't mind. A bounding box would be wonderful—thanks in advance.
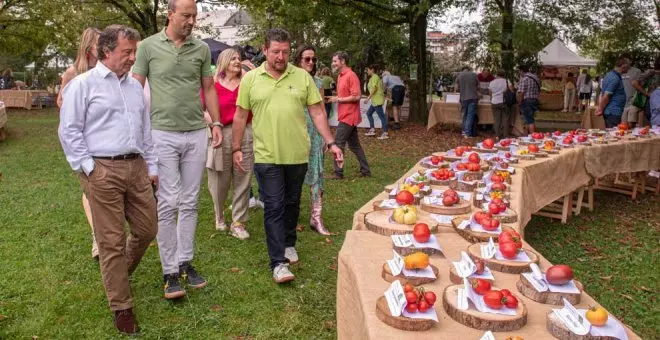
[488,78,508,104]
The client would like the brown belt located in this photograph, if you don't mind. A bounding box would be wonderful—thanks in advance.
[93,153,141,160]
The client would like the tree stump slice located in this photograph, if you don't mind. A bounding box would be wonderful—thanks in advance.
[434,154,462,163]
[364,210,439,236]
[448,266,495,285]
[491,208,518,224]
[473,147,498,154]
[375,296,435,331]
[372,200,397,211]
[455,181,479,192]
[463,170,485,182]
[519,154,536,161]
[419,160,450,169]
[519,139,542,146]
[467,243,539,274]
[430,178,457,187]
[442,284,528,331]
[517,275,583,305]
[381,262,439,286]
[451,218,498,244]
[546,312,618,340]
[393,244,442,257]
[421,198,472,215]
[531,151,549,158]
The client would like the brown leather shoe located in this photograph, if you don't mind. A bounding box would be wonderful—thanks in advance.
[113,308,139,335]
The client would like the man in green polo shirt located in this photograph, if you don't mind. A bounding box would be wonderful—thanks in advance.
[231,28,343,283]
[132,0,221,299]
[365,64,388,139]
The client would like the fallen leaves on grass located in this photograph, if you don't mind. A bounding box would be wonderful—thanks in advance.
[230,267,242,273]
[210,305,223,312]
[323,320,336,330]
[296,224,304,232]
[325,238,333,244]
[620,294,635,301]
[600,276,612,281]
[0,314,6,322]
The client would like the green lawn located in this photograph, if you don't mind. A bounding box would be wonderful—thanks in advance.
[0,109,657,339]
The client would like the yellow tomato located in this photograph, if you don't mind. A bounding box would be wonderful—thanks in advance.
[586,306,608,326]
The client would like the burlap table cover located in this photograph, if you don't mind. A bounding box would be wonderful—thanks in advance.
[0,103,7,129]
[580,107,606,130]
[427,101,526,136]
[0,90,31,110]
[583,137,660,178]
[337,230,640,340]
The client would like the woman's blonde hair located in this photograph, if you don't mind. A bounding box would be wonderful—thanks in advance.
[73,28,101,75]
[214,48,241,81]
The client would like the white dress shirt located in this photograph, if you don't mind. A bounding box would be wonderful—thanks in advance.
[58,62,157,176]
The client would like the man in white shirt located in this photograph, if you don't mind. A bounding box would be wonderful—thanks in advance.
[58,25,157,336]
[382,70,405,130]
[488,69,511,139]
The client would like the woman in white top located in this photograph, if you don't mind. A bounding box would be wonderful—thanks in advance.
[576,69,593,112]
[488,69,513,139]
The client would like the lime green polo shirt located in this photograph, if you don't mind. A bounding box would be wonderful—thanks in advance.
[368,74,385,106]
[133,29,213,131]
[237,63,322,164]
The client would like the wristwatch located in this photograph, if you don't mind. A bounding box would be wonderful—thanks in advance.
[211,122,223,128]
[327,142,337,149]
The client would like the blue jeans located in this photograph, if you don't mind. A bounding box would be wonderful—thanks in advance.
[604,114,622,128]
[366,104,388,132]
[461,99,478,137]
[253,163,307,269]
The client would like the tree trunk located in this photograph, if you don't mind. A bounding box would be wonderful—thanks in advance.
[408,13,428,123]
[500,0,515,81]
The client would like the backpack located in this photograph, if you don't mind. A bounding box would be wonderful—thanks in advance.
[504,80,517,106]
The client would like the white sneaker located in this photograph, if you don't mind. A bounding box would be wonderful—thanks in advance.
[377,132,389,140]
[230,222,250,239]
[215,218,227,231]
[284,247,299,264]
[272,263,295,283]
[249,197,265,209]
[365,128,376,136]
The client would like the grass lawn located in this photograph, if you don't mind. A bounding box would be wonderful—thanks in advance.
[0,108,658,339]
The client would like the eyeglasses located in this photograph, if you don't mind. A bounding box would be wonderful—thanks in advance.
[303,57,317,63]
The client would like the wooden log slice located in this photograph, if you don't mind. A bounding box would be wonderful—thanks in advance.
[519,139,542,146]
[467,243,539,274]
[375,296,435,331]
[516,274,583,305]
[419,160,450,169]
[364,209,439,236]
[381,262,440,286]
[531,151,549,158]
[546,312,618,340]
[372,200,396,211]
[519,154,536,161]
[430,178,457,187]
[393,244,442,257]
[455,181,478,192]
[491,208,518,224]
[462,170,485,182]
[421,198,472,215]
[451,218,498,244]
[442,284,528,331]
[472,147,498,154]
[448,266,495,285]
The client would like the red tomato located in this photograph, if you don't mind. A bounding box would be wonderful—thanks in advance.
[481,218,499,231]
[468,153,481,164]
[483,138,495,149]
[488,202,500,215]
[406,303,418,313]
[499,231,522,249]
[412,223,431,243]
[424,291,437,306]
[418,300,430,313]
[483,290,504,309]
[500,289,511,297]
[499,242,518,259]
[395,190,415,205]
[491,183,507,192]
[503,294,518,309]
[455,146,466,157]
[405,291,418,304]
[528,144,540,153]
[470,278,492,295]
[546,264,574,285]
[491,174,504,183]
[404,284,415,293]
[442,196,456,207]
[430,156,440,165]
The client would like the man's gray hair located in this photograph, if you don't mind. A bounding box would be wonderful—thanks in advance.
[333,51,350,64]
[97,25,140,61]
[168,0,177,11]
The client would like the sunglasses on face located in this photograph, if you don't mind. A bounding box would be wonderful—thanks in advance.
[303,57,317,63]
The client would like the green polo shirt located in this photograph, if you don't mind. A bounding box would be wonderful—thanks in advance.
[368,74,385,106]
[237,63,322,164]
[133,29,212,131]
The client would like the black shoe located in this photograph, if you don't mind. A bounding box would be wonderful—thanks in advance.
[359,173,372,178]
[392,123,401,130]
[179,261,207,289]
[113,308,139,335]
[163,273,185,299]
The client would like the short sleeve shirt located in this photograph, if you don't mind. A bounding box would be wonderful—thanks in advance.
[602,70,626,116]
[488,78,508,105]
[368,74,385,106]
[622,67,641,106]
[456,71,479,101]
[518,73,540,100]
[337,68,362,126]
[236,63,321,164]
[132,29,213,131]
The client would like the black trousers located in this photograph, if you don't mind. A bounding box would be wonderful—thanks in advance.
[333,122,371,177]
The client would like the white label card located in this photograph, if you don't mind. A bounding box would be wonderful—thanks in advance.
[384,280,407,317]
[522,272,548,292]
[391,234,414,248]
[457,219,470,230]
[552,298,590,335]
[386,250,404,276]
[476,193,484,201]
[452,251,476,278]
[456,288,468,310]
[379,199,399,209]
[481,238,496,259]
[432,214,454,224]
[480,331,496,340]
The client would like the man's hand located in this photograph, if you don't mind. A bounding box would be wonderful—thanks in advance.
[328,144,344,168]
[150,175,159,191]
[233,150,247,172]
[595,108,603,116]
[211,125,223,148]
[329,96,340,103]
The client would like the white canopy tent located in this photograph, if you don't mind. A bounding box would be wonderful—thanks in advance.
[538,38,597,67]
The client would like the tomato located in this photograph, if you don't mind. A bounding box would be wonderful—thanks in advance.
[528,144,540,153]
[503,294,518,309]
[412,223,431,243]
[470,278,492,295]
[404,284,415,293]
[546,264,574,285]
[424,291,437,306]
[585,306,608,326]
[491,183,507,192]
[455,146,466,157]
[499,231,522,249]
[499,242,518,259]
[418,300,430,313]
[468,153,481,164]
[395,190,415,205]
[491,174,504,183]
[442,195,456,207]
[500,289,511,297]
[430,156,440,165]
[406,303,418,313]
[481,218,499,231]
[488,202,501,214]
[405,291,418,304]
[457,163,467,171]
[483,290,504,309]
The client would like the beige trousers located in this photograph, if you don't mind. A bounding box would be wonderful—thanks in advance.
[207,124,254,224]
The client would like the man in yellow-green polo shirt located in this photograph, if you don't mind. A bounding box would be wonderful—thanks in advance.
[364,64,388,139]
[231,28,343,284]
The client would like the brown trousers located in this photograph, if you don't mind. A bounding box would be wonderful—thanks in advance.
[79,158,158,311]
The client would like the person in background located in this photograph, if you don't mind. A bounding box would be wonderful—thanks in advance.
[576,69,593,112]
[596,55,630,128]
[364,65,388,140]
[294,45,331,235]
[630,57,660,125]
[0,68,13,90]
[650,87,660,126]
[488,69,511,139]
[477,68,495,96]
[132,0,222,300]
[58,25,157,336]
[621,54,642,128]
[382,69,405,130]
[330,51,371,179]
[231,28,343,283]
[593,75,601,103]
[562,72,577,112]
[319,67,334,118]
[517,64,541,134]
[56,27,101,259]
[201,48,253,239]
[456,66,479,138]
